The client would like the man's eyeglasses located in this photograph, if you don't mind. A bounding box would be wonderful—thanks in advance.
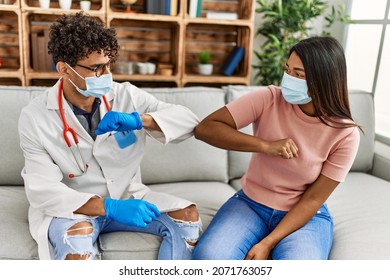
[76,61,113,77]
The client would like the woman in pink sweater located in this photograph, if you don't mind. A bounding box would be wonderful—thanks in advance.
[192,36,361,260]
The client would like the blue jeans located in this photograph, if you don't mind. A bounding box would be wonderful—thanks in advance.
[48,213,201,260]
[193,190,333,260]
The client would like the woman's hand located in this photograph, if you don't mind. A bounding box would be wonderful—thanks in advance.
[263,138,298,159]
[245,240,272,260]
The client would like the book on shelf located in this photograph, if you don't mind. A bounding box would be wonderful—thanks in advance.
[31,30,54,72]
[43,29,52,72]
[188,0,198,17]
[206,11,238,20]
[146,0,172,15]
[30,32,39,71]
[221,46,244,76]
[170,0,178,16]
[37,35,46,71]
[196,0,202,17]
[145,0,158,14]
[161,0,170,15]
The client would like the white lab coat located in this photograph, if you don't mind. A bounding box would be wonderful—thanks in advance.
[18,79,200,259]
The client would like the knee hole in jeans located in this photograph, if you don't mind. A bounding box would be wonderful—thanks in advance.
[168,204,199,222]
[64,221,94,260]
[167,206,202,247]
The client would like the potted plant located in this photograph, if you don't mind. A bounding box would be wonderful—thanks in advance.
[80,0,91,11]
[253,0,349,86]
[198,50,213,75]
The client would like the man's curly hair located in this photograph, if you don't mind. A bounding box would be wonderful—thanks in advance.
[48,12,119,66]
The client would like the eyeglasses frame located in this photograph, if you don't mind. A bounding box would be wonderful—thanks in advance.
[76,60,112,77]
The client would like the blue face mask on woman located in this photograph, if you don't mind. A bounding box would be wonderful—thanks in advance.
[281,72,312,105]
[66,63,112,98]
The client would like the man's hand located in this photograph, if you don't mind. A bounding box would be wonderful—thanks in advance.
[96,111,142,135]
[103,198,160,227]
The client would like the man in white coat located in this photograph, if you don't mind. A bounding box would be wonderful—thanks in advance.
[18,12,201,260]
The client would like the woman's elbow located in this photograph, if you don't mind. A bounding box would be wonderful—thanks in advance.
[194,121,210,141]
[194,123,203,140]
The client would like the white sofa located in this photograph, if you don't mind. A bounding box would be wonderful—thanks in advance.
[0,85,390,260]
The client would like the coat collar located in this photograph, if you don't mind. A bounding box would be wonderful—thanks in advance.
[47,78,115,144]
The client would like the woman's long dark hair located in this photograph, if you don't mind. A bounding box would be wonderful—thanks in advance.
[290,36,362,131]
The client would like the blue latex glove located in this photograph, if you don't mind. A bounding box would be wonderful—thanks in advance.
[96,111,142,135]
[103,198,160,227]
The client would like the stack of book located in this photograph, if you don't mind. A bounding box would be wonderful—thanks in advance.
[188,0,202,18]
[206,11,238,20]
[30,29,54,72]
[145,0,178,16]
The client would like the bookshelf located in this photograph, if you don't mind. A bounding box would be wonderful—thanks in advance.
[0,0,255,87]
[0,0,24,85]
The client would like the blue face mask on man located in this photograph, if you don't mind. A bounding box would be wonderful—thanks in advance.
[281,72,312,105]
[66,63,112,98]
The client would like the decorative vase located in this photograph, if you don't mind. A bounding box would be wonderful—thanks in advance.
[59,0,72,10]
[80,0,91,11]
[120,0,137,13]
[39,0,50,9]
[198,64,213,75]
[113,61,134,74]
[136,62,155,75]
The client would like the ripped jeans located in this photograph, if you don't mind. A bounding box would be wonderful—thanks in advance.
[193,190,333,260]
[48,213,202,260]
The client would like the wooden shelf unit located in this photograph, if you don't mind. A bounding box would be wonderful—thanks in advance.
[0,1,24,85]
[0,0,255,87]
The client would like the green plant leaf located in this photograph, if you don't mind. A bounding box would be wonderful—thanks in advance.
[253,0,349,85]
[198,51,211,64]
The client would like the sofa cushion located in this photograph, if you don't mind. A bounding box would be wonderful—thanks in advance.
[0,86,46,186]
[140,87,229,184]
[372,141,390,182]
[229,178,242,191]
[99,181,236,259]
[326,172,390,259]
[348,90,375,172]
[0,187,38,259]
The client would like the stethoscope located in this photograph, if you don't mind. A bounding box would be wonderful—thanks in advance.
[58,78,111,178]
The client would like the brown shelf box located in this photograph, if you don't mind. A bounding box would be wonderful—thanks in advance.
[185,23,250,76]
[109,18,179,76]
[2,0,254,86]
[0,77,23,85]
[25,14,57,72]
[0,11,21,71]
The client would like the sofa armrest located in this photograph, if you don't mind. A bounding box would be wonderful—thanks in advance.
[371,139,390,182]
